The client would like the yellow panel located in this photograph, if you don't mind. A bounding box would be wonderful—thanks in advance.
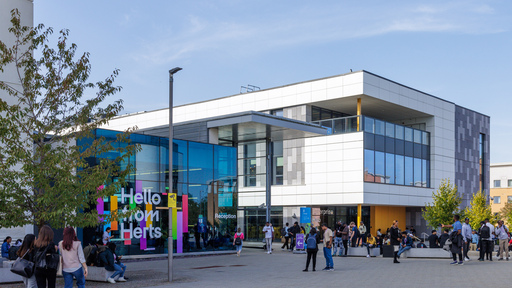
[370,206,406,236]
[110,196,118,211]
[145,203,153,226]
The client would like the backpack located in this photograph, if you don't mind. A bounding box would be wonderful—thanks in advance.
[306,234,317,249]
[8,246,19,260]
[83,244,95,263]
[234,234,242,245]
[280,227,286,236]
[480,225,490,239]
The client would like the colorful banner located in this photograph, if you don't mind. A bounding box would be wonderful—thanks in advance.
[296,233,305,250]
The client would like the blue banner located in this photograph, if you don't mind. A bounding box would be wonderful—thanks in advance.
[300,207,311,223]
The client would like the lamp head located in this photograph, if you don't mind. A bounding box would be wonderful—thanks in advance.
[169,67,183,75]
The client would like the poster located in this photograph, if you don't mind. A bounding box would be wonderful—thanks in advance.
[296,233,305,250]
[300,207,311,223]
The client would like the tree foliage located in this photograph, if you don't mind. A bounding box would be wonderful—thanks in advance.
[464,191,496,229]
[499,202,512,226]
[422,179,462,228]
[0,10,139,229]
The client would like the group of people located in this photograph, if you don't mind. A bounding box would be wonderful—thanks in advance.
[3,226,127,288]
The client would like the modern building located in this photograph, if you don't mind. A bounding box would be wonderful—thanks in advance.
[490,163,512,216]
[103,70,490,241]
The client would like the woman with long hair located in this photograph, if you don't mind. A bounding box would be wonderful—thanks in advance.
[233,227,244,256]
[34,225,58,288]
[59,227,87,288]
[2,236,12,259]
[17,234,36,288]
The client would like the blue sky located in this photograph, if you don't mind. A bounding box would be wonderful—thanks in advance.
[35,0,511,163]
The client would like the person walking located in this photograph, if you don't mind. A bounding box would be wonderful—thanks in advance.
[479,219,494,261]
[281,223,290,250]
[321,223,334,271]
[462,217,472,261]
[390,220,401,264]
[233,228,244,256]
[495,220,510,261]
[333,221,343,257]
[442,214,463,265]
[102,227,113,245]
[288,222,300,251]
[341,223,349,257]
[59,227,88,288]
[303,228,319,272]
[33,225,59,288]
[262,222,274,254]
[17,234,36,288]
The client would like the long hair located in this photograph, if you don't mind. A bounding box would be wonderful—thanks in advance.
[62,227,78,251]
[17,234,35,257]
[34,225,54,248]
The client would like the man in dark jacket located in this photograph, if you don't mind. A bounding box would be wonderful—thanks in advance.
[390,220,401,264]
[428,230,440,248]
[439,229,450,247]
[289,222,301,251]
[99,243,127,283]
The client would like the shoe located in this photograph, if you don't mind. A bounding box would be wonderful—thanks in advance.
[312,269,316,271]
[450,261,458,265]
[117,277,127,282]
[464,257,470,261]
[303,269,308,272]
[458,261,463,265]
[328,268,334,271]
[478,259,484,261]
[498,258,504,261]
[107,278,116,284]
[367,255,370,258]
[322,267,330,271]
[394,260,400,263]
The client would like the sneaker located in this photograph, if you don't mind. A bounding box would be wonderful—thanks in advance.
[107,278,116,284]
[328,268,334,271]
[450,261,458,265]
[117,277,127,282]
[367,255,370,258]
[303,269,308,272]
[322,267,330,271]
[458,261,463,265]
[478,259,484,261]
[464,257,470,261]
[498,258,504,261]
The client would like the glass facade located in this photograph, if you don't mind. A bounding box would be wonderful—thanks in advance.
[363,117,430,187]
[79,129,237,255]
[238,141,267,187]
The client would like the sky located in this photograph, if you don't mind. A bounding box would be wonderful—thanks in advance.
[34,0,512,163]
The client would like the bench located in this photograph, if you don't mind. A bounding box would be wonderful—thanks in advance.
[401,248,451,258]
[346,247,380,257]
[86,266,119,282]
[0,260,23,284]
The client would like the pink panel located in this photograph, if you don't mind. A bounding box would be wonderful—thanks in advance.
[124,232,131,245]
[136,180,142,193]
[182,195,188,233]
[177,212,183,254]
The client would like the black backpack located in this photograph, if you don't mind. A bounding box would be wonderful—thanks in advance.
[480,225,491,239]
[8,246,19,260]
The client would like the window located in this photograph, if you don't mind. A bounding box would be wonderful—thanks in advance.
[494,196,501,204]
[494,180,501,188]
[508,196,512,203]
[272,141,283,185]
[270,109,283,117]
[509,180,512,187]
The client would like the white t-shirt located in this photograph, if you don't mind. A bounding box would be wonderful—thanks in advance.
[263,226,274,238]
[103,231,110,245]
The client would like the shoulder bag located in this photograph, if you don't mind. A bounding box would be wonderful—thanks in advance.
[35,244,59,271]
[10,249,35,278]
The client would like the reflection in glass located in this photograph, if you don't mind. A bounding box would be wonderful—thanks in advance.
[414,129,422,144]
[364,149,375,182]
[395,155,404,185]
[375,120,385,136]
[422,159,427,187]
[405,127,413,142]
[386,153,395,184]
[395,125,404,140]
[405,156,413,186]
[364,117,374,133]
[414,158,421,187]
[386,123,395,138]
[189,142,214,185]
[375,151,385,183]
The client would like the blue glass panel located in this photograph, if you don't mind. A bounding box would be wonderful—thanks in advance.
[404,141,413,157]
[414,158,422,187]
[375,152,385,183]
[422,145,429,160]
[422,131,429,145]
[395,125,404,140]
[395,155,404,185]
[364,117,374,133]
[375,120,385,136]
[404,127,413,142]
[386,153,395,184]
[364,133,375,150]
[414,143,422,158]
[364,149,375,182]
[426,160,430,188]
[386,123,395,138]
[422,159,427,188]
[395,139,404,155]
[375,135,385,152]
[214,145,237,192]
[173,139,188,184]
[385,137,395,154]
[413,129,422,144]
[404,156,413,186]
[136,143,160,182]
[188,142,214,184]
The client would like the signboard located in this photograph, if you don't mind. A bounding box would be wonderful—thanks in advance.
[300,207,311,223]
[168,193,177,208]
[296,233,305,250]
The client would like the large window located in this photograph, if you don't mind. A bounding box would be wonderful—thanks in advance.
[312,106,350,121]
[363,117,430,187]
[509,180,512,187]
[239,141,266,187]
[272,141,283,185]
[494,180,501,188]
[494,196,501,204]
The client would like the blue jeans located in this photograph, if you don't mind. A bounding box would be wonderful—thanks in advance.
[397,246,411,257]
[110,263,126,279]
[323,247,333,268]
[333,237,343,256]
[236,244,243,252]
[63,266,85,288]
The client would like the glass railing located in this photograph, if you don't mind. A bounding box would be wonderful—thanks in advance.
[312,115,360,135]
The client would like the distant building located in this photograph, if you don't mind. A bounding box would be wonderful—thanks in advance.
[490,163,512,217]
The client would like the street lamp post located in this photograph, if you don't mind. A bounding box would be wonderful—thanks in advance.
[168,67,182,283]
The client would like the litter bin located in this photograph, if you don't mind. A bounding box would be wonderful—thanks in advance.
[383,245,395,258]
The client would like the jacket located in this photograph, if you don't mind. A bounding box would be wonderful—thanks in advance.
[402,236,412,247]
[98,248,115,271]
[390,227,400,245]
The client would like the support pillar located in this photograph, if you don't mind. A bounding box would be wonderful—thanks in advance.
[357,98,361,131]
[265,139,272,222]
[357,204,362,228]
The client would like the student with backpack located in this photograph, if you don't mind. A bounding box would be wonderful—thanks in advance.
[233,228,245,256]
[478,219,494,261]
[303,228,319,272]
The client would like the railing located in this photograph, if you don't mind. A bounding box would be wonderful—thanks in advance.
[312,115,361,135]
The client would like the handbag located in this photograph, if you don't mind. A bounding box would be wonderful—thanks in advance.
[10,249,35,278]
[35,244,59,271]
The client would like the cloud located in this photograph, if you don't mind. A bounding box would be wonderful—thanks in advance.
[128,1,507,65]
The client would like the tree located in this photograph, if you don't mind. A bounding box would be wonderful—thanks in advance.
[499,202,512,226]
[464,191,496,229]
[422,179,462,229]
[0,10,138,229]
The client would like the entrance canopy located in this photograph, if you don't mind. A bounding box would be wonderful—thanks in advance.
[207,111,329,143]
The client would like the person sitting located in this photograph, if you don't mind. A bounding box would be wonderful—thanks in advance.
[416,239,427,248]
[365,232,377,257]
[428,230,440,248]
[439,229,450,247]
[397,232,413,258]
[85,239,107,266]
[99,242,127,283]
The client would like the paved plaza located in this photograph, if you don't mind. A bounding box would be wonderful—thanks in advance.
[3,245,511,288]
